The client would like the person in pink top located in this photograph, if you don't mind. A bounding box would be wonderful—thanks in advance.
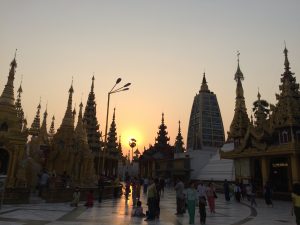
[206,182,216,214]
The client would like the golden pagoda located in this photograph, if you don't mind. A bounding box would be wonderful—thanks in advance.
[221,47,300,193]
[47,82,96,186]
[0,52,28,188]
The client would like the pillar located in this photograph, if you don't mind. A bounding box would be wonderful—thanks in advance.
[290,154,300,183]
[261,157,269,187]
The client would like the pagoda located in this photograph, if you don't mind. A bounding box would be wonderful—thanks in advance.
[221,47,300,193]
[0,52,28,187]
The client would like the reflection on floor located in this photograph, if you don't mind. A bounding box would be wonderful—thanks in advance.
[0,188,296,225]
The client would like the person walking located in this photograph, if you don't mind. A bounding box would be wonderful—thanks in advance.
[206,182,216,214]
[125,179,131,201]
[250,183,257,207]
[234,182,241,202]
[71,187,80,207]
[145,179,157,221]
[85,190,94,208]
[264,182,273,207]
[292,183,300,225]
[185,182,198,224]
[131,178,137,207]
[38,169,49,197]
[174,179,185,215]
[97,176,104,203]
[143,177,149,194]
[223,179,230,201]
[197,182,207,225]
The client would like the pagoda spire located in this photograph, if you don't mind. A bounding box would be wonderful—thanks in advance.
[253,89,269,129]
[107,108,118,154]
[174,120,185,153]
[49,115,55,137]
[200,72,209,92]
[75,101,88,143]
[15,78,24,129]
[83,76,101,152]
[39,105,49,141]
[284,43,290,73]
[271,45,300,127]
[29,100,42,136]
[155,113,170,149]
[60,80,75,129]
[228,52,250,143]
[0,49,17,106]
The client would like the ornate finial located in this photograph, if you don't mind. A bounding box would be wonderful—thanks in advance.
[14,49,17,59]
[178,120,181,132]
[200,71,209,92]
[38,97,41,109]
[162,112,165,124]
[234,50,244,81]
[283,42,290,72]
[257,87,261,100]
[91,75,95,92]
[113,107,116,120]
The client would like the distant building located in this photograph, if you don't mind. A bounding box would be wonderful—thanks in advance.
[139,114,190,180]
[187,73,225,150]
[186,73,233,180]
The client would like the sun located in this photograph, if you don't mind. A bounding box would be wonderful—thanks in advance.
[121,128,143,151]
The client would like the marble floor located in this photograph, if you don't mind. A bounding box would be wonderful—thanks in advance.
[0,188,296,225]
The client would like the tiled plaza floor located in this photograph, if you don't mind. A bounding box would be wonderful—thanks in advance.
[0,188,296,225]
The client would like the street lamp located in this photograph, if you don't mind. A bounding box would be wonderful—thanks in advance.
[129,138,137,163]
[98,78,131,175]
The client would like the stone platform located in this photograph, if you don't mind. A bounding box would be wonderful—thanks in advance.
[0,188,296,225]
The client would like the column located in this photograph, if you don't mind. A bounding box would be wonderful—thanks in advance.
[261,157,269,187]
[290,155,300,183]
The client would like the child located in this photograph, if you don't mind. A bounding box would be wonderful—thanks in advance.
[85,190,94,208]
[132,201,145,217]
[71,187,80,207]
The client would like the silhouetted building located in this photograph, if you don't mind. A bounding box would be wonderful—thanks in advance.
[187,73,225,150]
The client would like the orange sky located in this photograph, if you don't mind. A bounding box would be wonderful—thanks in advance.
[0,1,300,155]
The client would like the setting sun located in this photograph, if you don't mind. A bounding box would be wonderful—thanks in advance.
[121,128,144,155]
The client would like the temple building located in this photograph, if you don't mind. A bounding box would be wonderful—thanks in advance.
[186,73,232,180]
[187,73,225,150]
[139,114,190,180]
[83,76,102,173]
[221,47,300,194]
[0,53,28,187]
[104,108,122,176]
[47,83,96,186]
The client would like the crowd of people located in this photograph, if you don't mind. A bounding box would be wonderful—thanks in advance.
[36,170,300,225]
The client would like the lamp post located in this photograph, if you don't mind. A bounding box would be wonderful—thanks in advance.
[129,138,137,163]
[98,78,131,175]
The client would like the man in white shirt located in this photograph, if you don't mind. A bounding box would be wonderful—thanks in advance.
[197,181,207,225]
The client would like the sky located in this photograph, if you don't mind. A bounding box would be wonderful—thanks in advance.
[0,1,300,155]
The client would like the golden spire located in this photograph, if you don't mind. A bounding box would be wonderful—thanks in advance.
[15,77,24,128]
[234,51,244,81]
[228,51,250,141]
[200,72,209,92]
[0,49,17,105]
[75,101,88,143]
[60,80,75,129]
[39,105,48,140]
[29,99,42,136]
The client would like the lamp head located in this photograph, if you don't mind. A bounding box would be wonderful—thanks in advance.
[116,78,122,84]
[124,83,131,87]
